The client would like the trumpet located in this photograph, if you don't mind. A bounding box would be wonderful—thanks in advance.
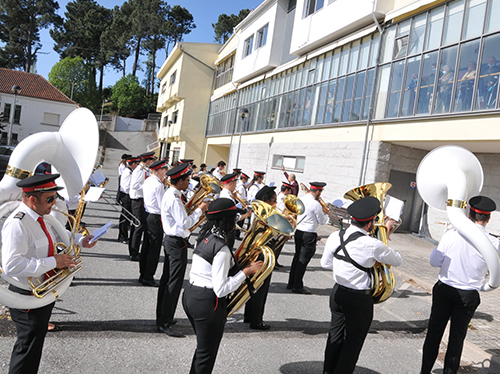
[186,174,222,232]
[232,190,249,209]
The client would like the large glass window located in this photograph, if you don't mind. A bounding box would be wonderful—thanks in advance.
[475,33,500,109]
[453,39,480,112]
[434,45,458,113]
[386,60,406,118]
[425,6,444,50]
[243,35,254,58]
[352,71,366,121]
[463,0,486,40]
[362,69,376,120]
[333,77,345,122]
[315,81,329,124]
[342,74,355,122]
[409,14,427,55]
[417,51,439,115]
[256,24,269,49]
[324,80,337,123]
[401,56,422,116]
[443,0,464,46]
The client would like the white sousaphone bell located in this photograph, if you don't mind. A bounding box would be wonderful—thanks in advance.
[0,108,99,309]
[416,145,500,291]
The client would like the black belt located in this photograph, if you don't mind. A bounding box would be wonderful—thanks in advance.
[131,197,144,201]
[166,234,185,240]
[337,284,371,295]
[148,212,161,217]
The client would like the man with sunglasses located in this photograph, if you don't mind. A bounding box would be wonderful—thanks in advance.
[2,173,97,374]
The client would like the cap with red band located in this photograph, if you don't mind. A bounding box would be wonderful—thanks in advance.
[16,174,64,192]
[347,196,381,222]
[150,160,168,170]
[254,171,266,177]
[127,156,141,163]
[221,172,239,184]
[469,196,496,215]
[167,163,191,179]
[282,182,293,189]
[241,172,249,179]
[310,182,326,190]
[206,198,245,220]
[140,151,156,161]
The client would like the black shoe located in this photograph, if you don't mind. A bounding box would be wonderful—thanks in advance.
[129,255,140,262]
[122,240,129,244]
[140,278,159,287]
[169,320,178,326]
[292,288,311,295]
[157,325,185,338]
[286,284,292,290]
[243,319,250,324]
[250,323,271,330]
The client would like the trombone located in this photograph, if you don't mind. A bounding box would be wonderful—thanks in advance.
[300,183,350,228]
[101,190,142,228]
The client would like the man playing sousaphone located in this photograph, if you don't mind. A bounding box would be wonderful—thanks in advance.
[2,174,97,374]
[320,196,402,374]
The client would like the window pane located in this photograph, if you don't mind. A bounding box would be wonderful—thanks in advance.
[401,56,422,116]
[315,81,329,124]
[463,0,486,40]
[362,68,376,120]
[348,41,360,73]
[339,46,350,76]
[425,7,444,50]
[381,27,396,64]
[475,34,500,109]
[369,33,381,67]
[435,45,459,113]
[308,58,317,85]
[295,88,306,126]
[342,74,355,122]
[359,36,371,70]
[351,71,366,121]
[333,77,345,122]
[324,79,337,123]
[443,0,464,46]
[453,39,480,112]
[374,64,391,119]
[316,55,325,83]
[485,0,500,33]
[386,61,405,118]
[331,49,341,78]
[322,52,332,80]
[315,0,324,12]
[303,86,316,125]
[416,52,438,115]
[296,157,305,170]
[280,93,292,128]
[409,14,427,55]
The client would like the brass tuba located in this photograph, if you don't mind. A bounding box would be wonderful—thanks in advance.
[344,182,396,303]
[416,145,500,291]
[227,200,294,316]
[274,194,305,249]
[186,174,222,232]
[0,108,99,309]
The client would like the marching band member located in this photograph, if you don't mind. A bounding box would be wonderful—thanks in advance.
[129,151,157,262]
[287,181,328,294]
[275,182,293,268]
[321,196,401,374]
[421,196,500,374]
[244,185,278,330]
[182,198,262,373]
[247,171,266,202]
[156,163,209,338]
[116,153,131,205]
[140,159,168,287]
[218,172,252,249]
[236,172,249,201]
[212,160,226,180]
[119,156,140,248]
[2,174,97,374]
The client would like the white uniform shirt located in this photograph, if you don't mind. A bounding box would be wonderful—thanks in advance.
[120,167,133,194]
[236,180,247,201]
[130,165,148,199]
[161,187,202,238]
[247,182,264,202]
[213,168,224,180]
[2,202,84,288]
[430,224,500,291]
[143,175,165,214]
[296,193,328,233]
[118,163,126,176]
[219,188,242,221]
[190,244,246,297]
[277,192,286,211]
[321,225,402,290]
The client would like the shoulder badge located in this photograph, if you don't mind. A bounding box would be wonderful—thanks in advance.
[14,212,25,220]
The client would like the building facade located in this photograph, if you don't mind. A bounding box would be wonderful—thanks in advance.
[0,69,78,144]
[203,0,500,240]
[156,42,220,164]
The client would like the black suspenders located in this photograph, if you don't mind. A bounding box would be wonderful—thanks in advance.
[333,229,371,273]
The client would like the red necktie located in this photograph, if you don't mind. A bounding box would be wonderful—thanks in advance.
[38,217,55,279]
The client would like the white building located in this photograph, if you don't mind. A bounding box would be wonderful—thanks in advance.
[0,68,79,144]
[203,0,500,240]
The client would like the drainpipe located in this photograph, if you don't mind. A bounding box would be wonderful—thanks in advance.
[358,1,384,185]
[227,83,241,170]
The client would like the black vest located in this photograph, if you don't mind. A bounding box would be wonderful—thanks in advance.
[194,234,227,265]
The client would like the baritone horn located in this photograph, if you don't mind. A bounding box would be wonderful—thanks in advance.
[344,182,398,303]
[227,200,294,316]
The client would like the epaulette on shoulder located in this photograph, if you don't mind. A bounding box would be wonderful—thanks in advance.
[14,212,25,220]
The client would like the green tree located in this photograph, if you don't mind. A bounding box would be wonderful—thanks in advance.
[48,56,99,110]
[50,0,113,94]
[0,0,62,71]
[111,74,150,118]
[165,5,196,55]
[212,9,250,44]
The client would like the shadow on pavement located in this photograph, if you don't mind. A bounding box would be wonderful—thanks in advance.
[279,361,380,374]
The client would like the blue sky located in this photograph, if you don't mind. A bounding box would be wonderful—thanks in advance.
[36,0,263,87]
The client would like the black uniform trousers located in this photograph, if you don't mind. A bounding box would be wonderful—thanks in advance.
[244,273,272,325]
[182,284,227,374]
[129,198,148,258]
[288,229,317,290]
[156,235,188,327]
[421,280,480,374]
[117,191,131,241]
[324,284,373,374]
[8,286,55,374]
[140,213,163,281]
